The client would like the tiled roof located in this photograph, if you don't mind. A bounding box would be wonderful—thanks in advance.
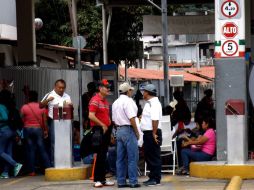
[119,67,210,83]
[37,43,95,53]
[168,63,193,67]
[184,66,215,79]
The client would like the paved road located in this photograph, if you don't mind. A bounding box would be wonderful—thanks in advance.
[0,175,230,190]
[242,180,254,190]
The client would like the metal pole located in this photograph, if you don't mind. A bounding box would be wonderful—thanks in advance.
[107,8,112,41]
[125,59,128,81]
[161,0,169,107]
[196,43,200,71]
[77,37,83,141]
[102,4,108,64]
[147,0,162,11]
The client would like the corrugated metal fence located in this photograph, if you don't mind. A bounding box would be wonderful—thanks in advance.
[0,66,93,120]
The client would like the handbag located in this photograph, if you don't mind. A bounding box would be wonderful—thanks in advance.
[92,127,103,148]
[80,128,93,158]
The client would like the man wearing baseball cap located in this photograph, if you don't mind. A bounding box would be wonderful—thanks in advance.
[140,84,162,186]
[112,82,140,188]
[88,79,114,188]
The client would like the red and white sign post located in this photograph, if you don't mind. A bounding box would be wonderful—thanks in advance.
[215,0,245,58]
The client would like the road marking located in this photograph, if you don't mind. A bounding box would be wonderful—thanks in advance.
[2,176,30,187]
[162,176,185,190]
[225,176,242,190]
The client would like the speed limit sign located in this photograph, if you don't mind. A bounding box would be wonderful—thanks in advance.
[221,40,238,57]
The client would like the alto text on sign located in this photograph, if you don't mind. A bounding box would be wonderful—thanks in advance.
[222,22,238,38]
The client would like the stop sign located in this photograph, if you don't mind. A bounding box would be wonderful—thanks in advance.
[222,22,238,38]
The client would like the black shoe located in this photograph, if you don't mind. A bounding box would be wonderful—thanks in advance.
[143,179,151,185]
[144,180,157,186]
[118,184,129,188]
[155,181,161,186]
[129,184,141,188]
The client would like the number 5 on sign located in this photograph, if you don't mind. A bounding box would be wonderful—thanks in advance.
[221,40,239,57]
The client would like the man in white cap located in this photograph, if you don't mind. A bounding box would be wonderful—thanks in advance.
[140,84,162,186]
[112,82,140,188]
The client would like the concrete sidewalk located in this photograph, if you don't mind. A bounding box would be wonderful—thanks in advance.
[0,175,230,190]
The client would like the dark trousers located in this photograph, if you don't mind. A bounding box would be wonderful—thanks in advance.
[44,118,54,167]
[143,129,162,183]
[93,126,111,182]
[23,127,50,172]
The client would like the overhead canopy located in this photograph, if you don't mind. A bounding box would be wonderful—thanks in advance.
[119,67,211,83]
[0,0,16,40]
[104,0,214,7]
[143,15,214,35]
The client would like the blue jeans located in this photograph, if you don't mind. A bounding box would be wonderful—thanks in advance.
[116,125,138,185]
[83,154,94,164]
[24,127,50,172]
[0,126,17,173]
[181,148,212,171]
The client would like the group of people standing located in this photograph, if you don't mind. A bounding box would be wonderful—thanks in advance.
[0,79,71,178]
[0,77,216,188]
[86,79,163,188]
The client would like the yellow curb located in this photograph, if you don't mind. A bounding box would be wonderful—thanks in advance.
[226,176,242,190]
[190,162,254,179]
[45,165,92,181]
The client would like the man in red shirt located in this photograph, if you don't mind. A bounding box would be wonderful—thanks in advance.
[88,79,114,188]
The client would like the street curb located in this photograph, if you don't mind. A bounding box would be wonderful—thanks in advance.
[225,176,242,190]
[45,165,92,181]
[190,161,254,179]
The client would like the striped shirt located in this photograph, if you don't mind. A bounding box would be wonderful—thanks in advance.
[89,93,111,127]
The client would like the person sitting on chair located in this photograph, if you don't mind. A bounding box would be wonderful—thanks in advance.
[180,117,216,175]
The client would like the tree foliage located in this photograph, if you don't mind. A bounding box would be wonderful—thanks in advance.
[35,0,72,45]
[35,0,181,65]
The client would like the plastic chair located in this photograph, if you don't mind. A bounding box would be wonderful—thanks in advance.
[144,115,178,175]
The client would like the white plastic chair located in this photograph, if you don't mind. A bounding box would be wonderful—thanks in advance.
[144,115,178,175]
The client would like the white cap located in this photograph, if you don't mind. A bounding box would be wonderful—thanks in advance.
[119,82,134,93]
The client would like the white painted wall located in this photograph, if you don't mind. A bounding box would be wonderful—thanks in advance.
[0,0,17,40]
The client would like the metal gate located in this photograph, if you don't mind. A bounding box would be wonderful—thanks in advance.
[0,66,93,120]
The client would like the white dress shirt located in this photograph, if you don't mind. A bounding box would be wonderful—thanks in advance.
[140,97,162,131]
[42,90,72,119]
[112,95,137,126]
[135,117,144,147]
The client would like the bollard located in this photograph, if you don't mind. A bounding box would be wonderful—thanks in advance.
[225,99,247,164]
[53,104,74,168]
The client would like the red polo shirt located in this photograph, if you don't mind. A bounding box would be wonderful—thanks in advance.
[89,93,111,127]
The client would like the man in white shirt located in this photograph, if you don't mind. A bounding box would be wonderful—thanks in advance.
[40,79,72,166]
[112,82,140,188]
[40,79,72,118]
[140,84,162,186]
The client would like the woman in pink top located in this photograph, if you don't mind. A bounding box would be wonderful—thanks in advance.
[180,117,216,175]
[20,91,50,176]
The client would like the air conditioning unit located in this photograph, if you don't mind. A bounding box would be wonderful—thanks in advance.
[170,75,184,87]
